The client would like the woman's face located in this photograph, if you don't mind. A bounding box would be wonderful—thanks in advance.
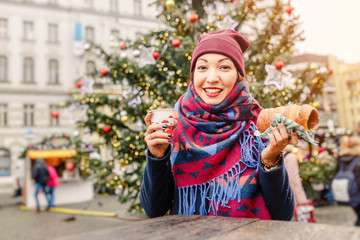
[193,53,238,105]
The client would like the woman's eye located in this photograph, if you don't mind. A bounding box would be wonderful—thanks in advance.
[197,66,207,70]
[220,65,231,70]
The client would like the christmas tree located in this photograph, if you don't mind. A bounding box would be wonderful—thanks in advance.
[66,0,332,212]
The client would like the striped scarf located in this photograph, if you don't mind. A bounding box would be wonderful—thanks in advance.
[170,81,271,219]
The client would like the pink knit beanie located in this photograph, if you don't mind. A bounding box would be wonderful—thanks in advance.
[190,29,250,77]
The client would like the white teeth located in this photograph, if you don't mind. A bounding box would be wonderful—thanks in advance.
[205,89,221,93]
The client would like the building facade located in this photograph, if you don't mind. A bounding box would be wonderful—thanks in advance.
[0,0,160,193]
[329,57,360,130]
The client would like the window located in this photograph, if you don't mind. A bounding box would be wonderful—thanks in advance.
[85,26,94,43]
[110,0,118,12]
[0,56,7,82]
[85,0,93,8]
[24,104,34,127]
[48,59,59,84]
[23,21,34,40]
[134,0,142,16]
[23,57,34,83]
[48,24,58,42]
[49,104,59,126]
[86,60,96,74]
[0,104,7,127]
[0,18,8,38]
[110,29,120,47]
[0,148,11,177]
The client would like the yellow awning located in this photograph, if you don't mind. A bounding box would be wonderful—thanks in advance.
[26,150,77,160]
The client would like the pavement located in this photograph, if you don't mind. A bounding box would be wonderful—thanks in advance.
[0,193,358,240]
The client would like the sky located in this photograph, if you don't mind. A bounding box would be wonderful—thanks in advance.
[291,0,360,63]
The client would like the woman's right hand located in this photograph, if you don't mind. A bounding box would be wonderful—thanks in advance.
[144,111,176,159]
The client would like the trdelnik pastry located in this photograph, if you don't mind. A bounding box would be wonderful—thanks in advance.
[255,104,319,145]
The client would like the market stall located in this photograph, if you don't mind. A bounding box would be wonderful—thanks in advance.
[24,149,93,208]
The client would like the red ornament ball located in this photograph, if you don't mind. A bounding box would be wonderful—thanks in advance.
[100,69,108,76]
[76,81,82,88]
[52,111,59,118]
[285,5,294,14]
[275,61,284,70]
[153,51,160,60]
[189,13,198,23]
[120,43,126,50]
[328,68,333,75]
[172,39,181,48]
[103,125,111,133]
[66,163,75,171]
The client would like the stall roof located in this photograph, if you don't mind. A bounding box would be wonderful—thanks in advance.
[26,150,77,160]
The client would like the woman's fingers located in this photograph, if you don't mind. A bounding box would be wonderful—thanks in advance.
[145,123,172,143]
[144,111,153,127]
[146,132,172,143]
[270,120,288,146]
[288,127,299,145]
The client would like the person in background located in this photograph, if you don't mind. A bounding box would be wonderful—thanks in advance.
[335,136,360,226]
[140,29,298,220]
[46,164,59,210]
[284,146,316,222]
[32,158,50,213]
[12,159,25,198]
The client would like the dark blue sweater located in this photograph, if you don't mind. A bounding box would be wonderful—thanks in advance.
[140,148,294,220]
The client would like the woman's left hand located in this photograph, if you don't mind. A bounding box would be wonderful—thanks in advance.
[261,119,298,165]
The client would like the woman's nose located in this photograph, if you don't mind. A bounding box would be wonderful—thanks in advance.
[206,71,220,83]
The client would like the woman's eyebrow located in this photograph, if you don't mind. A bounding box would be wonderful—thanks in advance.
[219,57,231,62]
[197,58,208,62]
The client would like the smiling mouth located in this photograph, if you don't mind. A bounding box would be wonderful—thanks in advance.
[204,88,222,93]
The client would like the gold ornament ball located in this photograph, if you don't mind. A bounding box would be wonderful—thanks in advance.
[120,115,129,123]
[309,64,316,70]
[165,0,175,9]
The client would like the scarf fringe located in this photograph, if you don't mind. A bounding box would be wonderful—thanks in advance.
[178,122,265,215]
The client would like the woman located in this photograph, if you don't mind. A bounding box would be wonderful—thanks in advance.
[140,29,297,220]
[46,164,59,209]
